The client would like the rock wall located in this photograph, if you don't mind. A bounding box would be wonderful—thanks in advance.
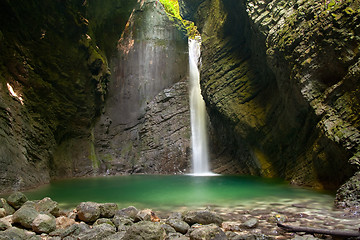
[180,0,360,206]
[92,0,191,174]
[0,0,137,192]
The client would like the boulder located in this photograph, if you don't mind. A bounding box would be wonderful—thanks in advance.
[161,223,177,234]
[99,203,118,218]
[35,197,59,216]
[31,213,56,234]
[56,216,76,229]
[115,206,139,220]
[168,232,190,240]
[76,202,101,223]
[49,223,83,239]
[6,192,28,210]
[0,198,15,215]
[112,215,133,232]
[183,211,223,226]
[104,232,127,240]
[12,204,39,229]
[166,218,190,234]
[122,221,166,240]
[0,226,39,240]
[189,224,227,240]
[76,223,116,240]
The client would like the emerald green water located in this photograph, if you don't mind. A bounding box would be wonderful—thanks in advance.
[19,175,334,211]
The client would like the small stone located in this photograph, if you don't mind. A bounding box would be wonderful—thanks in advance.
[241,218,258,228]
[76,202,101,223]
[222,221,241,231]
[32,213,56,234]
[7,192,28,210]
[166,218,190,234]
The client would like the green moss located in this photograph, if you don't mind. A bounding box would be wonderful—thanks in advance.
[90,128,100,169]
[159,0,199,38]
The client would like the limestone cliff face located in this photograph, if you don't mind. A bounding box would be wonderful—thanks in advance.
[0,0,137,192]
[180,0,360,206]
[93,0,191,174]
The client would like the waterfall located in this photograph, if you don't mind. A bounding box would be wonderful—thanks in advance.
[189,37,212,175]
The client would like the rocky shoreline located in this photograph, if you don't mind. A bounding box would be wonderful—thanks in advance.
[0,192,359,240]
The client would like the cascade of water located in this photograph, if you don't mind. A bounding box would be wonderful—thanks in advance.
[188,37,212,176]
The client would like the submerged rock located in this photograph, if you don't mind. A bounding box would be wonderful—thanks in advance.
[241,218,258,229]
[183,210,223,226]
[76,202,101,223]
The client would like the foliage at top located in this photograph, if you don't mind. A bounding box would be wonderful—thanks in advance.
[158,0,199,38]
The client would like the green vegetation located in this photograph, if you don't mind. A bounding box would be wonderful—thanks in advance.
[158,0,199,38]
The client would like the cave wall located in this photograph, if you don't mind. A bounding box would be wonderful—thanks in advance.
[180,0,360,206]
[93,0,191,175]
[0,0,137,192]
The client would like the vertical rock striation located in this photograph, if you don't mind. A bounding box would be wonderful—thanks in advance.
[93,0,191,174]
[0,0,137,192]
[180,0,360,206]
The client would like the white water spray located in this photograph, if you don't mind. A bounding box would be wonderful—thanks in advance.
[189,37,213,176]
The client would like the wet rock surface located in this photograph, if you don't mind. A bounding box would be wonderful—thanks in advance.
[180,0,360,207]
[93,0,191,176]
[1,193,359,240]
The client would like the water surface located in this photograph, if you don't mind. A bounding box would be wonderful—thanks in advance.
[21,175,334,211]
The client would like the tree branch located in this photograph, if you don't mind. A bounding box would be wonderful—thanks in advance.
[277,223,360,238]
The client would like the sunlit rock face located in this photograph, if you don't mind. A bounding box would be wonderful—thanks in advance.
[94,0,191,174]
[180,0,360,203]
